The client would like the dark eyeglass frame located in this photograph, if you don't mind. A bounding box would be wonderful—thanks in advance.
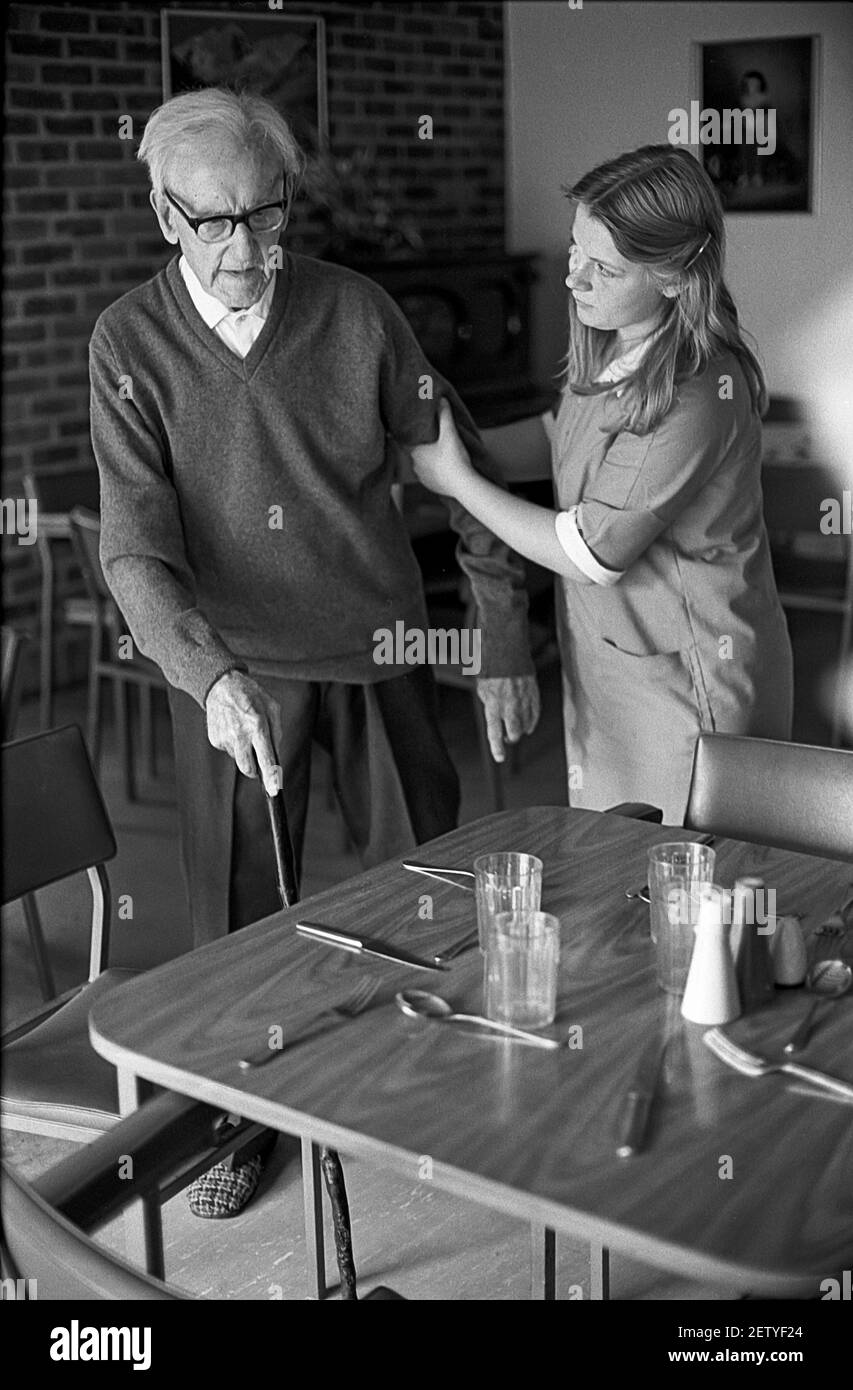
[164,188,288,242]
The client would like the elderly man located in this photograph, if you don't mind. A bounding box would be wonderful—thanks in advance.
[89,88,538,1215]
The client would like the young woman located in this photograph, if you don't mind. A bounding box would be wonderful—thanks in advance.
[411,144,793,822]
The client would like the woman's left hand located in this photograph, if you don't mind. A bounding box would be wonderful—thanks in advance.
[410,398,475,500]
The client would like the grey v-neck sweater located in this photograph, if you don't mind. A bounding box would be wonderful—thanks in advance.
[89,253,532,707]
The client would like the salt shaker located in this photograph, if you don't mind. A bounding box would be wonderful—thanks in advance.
[681,885,741,1025]
[731,876,775,1010]
[769,914,808,986]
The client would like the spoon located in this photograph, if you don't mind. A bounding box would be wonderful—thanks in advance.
[395,989,561,1050]
[782,959,852,1054]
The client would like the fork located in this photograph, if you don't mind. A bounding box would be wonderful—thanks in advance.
[703,1028,853,1101]
[237,977,381,1069]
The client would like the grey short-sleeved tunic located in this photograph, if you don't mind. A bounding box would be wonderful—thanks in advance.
[552,351,794,823]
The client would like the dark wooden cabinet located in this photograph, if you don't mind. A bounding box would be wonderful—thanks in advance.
[346,252,555,427]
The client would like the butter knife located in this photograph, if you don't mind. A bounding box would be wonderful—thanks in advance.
[616,1031,671,1158]
[296,920,449,973]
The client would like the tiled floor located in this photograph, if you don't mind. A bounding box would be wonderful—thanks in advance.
[4,610,843,1299]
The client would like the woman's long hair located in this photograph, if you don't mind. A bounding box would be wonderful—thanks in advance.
[563,144,767,433]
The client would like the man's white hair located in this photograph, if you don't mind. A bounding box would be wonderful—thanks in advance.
[138,86,305,209]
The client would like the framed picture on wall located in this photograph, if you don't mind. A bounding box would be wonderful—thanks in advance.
[161,9,328,155]
[691,36,819,213]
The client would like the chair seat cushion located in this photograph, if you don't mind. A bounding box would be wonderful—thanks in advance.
[1,969,138,1130]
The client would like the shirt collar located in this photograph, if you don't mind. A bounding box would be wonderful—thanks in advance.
[178,255,276,330]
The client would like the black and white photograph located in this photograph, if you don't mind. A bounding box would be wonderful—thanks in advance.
[2,0,852,1347]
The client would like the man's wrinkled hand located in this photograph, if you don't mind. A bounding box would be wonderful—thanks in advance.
[476,675,541,763]
[205,670,283,796]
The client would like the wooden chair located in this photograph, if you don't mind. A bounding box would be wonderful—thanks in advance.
[762,461,853,748]
[68,507,169,803]
[22,464,101,730]
[2,1093,406,1301]
[1,626,55,1002]
[0,724,266,1279]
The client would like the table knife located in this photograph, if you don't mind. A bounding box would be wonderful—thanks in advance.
[297,920,449,972]
[616,1032,670,1158]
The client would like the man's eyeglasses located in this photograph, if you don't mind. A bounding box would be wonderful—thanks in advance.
[164,189,287,244]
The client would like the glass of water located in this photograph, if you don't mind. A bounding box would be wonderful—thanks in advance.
[647,842,716,994]
[483,910,561,1029]
[474,852,543,952]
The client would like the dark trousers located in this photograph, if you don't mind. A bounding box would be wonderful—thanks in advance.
[168,667,461,942]
[169,667,459,1171]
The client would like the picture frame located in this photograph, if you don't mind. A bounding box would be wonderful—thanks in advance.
[691,35,819,213]
[161,8,328,156]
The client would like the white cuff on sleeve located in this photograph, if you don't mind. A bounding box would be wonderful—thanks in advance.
[554,507,624,586]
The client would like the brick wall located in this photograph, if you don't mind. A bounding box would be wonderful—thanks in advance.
[2,0,506,688]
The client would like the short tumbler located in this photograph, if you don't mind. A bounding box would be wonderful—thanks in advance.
[474,852,543,952]
[483,910,561,1029]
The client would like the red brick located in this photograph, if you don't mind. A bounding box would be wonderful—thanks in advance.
[8,35,63,57]
[94,13,146,35]
[38,9,92,32]
[67,38,117,59]
[44,115,96,136]
[15,142,71,162]
[20,244,74,265]
[8,86,65,109]
[71,91,119,111]
[40,64,93,85]
[93,65,146,85]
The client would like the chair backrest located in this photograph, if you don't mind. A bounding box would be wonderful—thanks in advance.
[1,724,116,904]
[68,505,111,605]
[1,626,29,741]
[761,461,849,541]
[22,464,100,516]
[685,733,853,862]
[0,1159,187,1301]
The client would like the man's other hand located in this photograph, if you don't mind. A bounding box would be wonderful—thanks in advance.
[476,675,541,763]
[205,671,283,795]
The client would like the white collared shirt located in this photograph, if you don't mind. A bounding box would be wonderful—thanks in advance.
[555,332,658,585]
[178,256,276,359]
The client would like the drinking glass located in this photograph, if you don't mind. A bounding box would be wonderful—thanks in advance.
[648,842,716,994]
[483,910,561,1029]
[474,852,543,951]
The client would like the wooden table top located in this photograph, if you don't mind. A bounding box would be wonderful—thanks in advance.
[90,806,853,1294]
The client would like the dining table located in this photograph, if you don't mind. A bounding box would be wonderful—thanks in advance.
[89,805,853,1300]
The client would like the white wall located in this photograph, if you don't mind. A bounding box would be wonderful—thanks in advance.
[505,1,853,400]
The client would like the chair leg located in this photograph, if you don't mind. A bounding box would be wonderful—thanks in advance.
[86,631,102,767]
[21,891,56,1001]
[530,1224,556,1299]
[590,1241,610,1299]
[112,679,135,802]
[139,684,155,779]
[301,1137,327,1299]
[38,543,55,730]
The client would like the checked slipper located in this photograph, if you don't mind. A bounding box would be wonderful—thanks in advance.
[186,1155,264,1219]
